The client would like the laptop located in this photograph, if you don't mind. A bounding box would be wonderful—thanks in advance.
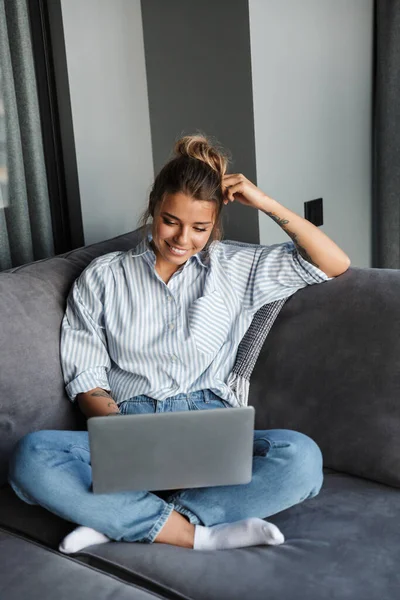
[87,406,255,494]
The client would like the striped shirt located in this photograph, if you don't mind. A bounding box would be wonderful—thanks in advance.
[60,229,333,407]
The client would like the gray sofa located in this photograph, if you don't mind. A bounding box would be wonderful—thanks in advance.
[1,227,399,600]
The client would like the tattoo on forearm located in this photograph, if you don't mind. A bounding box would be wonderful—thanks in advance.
[265,211,320,269]
[265,212,290,228]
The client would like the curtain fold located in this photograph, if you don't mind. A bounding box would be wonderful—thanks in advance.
[0,0,54,271]
[374,0,400,268]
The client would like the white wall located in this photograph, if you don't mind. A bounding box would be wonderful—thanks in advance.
[60,0,153,245]
[249,0,373,267]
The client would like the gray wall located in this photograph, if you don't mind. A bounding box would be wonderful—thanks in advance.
[60,0,154,246]
[249,0,373,267]
[59,0,373,265]
[140,0,259,244]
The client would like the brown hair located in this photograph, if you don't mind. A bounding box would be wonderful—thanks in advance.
[138,132,231,248]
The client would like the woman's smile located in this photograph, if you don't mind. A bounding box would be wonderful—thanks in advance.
[166,241,190,256]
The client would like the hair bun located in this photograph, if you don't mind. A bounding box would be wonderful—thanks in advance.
[173,133,230,178]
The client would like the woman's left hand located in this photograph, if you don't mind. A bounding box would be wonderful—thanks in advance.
[222,173,270,210]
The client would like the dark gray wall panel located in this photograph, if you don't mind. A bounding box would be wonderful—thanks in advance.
[141,0,259,243]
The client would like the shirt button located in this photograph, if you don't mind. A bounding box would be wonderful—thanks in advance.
[171,355,177,362]
[169,323,175,330]
[166,296,172,302]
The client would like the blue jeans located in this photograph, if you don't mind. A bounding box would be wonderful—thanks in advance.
[8,390,323,544]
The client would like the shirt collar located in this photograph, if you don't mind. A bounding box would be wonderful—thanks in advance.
[131,227,211,269]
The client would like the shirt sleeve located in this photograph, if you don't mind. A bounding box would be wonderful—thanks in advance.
[60,259,111,402]
[220,240,334,314]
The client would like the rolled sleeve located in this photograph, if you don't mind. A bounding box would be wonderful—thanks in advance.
[289,242,335,284]
[248,241,334,311]
[60,262,111,402]
[65,367,110,403]
[221,240,334,315]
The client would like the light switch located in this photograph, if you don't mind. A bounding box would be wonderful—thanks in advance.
[304,198,323,226]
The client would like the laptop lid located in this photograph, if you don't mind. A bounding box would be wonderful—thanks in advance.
[88,406,255,494]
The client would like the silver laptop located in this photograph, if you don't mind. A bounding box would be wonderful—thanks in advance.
[87,406,255,494]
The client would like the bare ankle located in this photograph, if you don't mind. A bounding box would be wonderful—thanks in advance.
[154,510,195,548]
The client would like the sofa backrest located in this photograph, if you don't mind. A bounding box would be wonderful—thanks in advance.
[249,265,400,489]
[0,228,143,485]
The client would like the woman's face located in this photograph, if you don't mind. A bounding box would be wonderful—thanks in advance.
[151,192,216,272]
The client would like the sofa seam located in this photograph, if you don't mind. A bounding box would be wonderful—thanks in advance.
[73,551,192,600]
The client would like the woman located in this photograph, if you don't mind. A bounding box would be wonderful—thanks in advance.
[8,134,350,553]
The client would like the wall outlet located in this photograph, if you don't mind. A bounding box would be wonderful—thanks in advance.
[304,198,323,226]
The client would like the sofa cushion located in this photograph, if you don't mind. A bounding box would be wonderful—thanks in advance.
[249,266,400,489]
[0,483,75,548]
[3,471,399,599]
[70,471,400,600]
[0,229,143,485]
[0,527,161,600]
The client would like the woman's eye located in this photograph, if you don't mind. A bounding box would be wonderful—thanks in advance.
[163,219,205,233]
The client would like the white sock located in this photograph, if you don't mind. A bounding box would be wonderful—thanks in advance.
[59,526,111,554]
[193,517,285,551]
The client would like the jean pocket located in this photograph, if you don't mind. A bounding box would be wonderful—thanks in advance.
[188,290,231,355]
[119,398,156,415]
[188,398,229,411]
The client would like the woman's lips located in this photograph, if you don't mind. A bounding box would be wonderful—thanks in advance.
[166,242,189,255]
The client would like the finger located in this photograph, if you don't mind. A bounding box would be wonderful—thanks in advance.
[222,174,241,186]
[223,187,234,203]
[225,183,244,201]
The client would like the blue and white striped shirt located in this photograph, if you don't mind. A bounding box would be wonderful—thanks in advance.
[60,230,333,407]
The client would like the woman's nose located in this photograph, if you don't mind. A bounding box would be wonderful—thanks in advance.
[174,230,189,245]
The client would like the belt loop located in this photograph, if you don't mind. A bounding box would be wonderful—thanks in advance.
[203,389,210,404]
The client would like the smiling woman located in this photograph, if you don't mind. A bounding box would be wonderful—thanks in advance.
[9,131,339,556]
[138,134,229,282]
[149,192,216,283]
